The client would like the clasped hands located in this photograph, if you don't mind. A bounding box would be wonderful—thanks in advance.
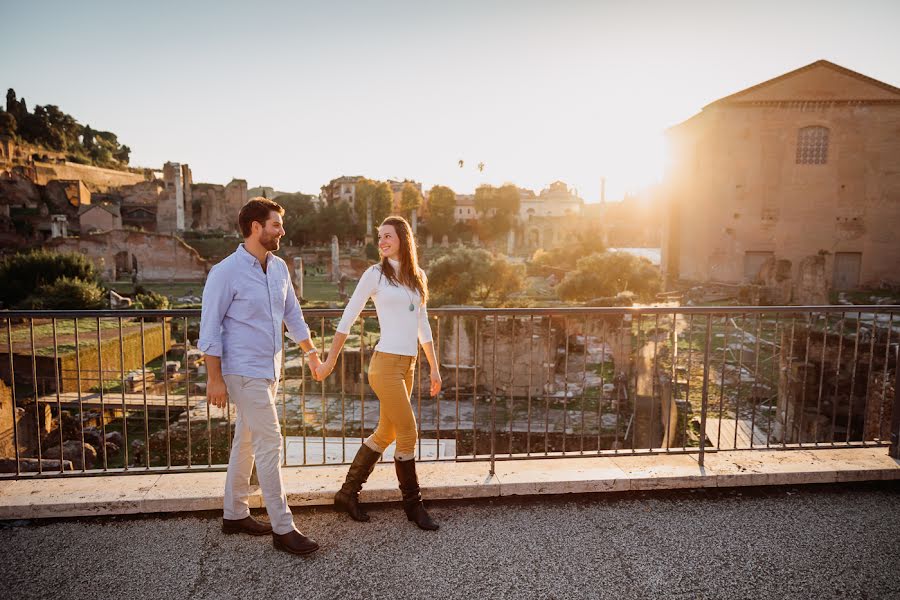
[309,352,443,397]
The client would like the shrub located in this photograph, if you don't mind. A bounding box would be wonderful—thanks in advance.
[133,291,169,310]
[22,276,105,310]
[0,250,99,308]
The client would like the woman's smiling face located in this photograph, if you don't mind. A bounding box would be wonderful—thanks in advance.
[378,224,400,260]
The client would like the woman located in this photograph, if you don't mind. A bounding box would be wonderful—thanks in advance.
[316,216,441,531]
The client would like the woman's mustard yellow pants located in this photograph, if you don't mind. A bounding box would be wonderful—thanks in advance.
[364,350,418,460]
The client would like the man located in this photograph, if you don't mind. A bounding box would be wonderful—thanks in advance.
[199,197,322,556]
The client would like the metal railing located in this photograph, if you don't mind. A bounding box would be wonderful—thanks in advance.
[1,305,898,479]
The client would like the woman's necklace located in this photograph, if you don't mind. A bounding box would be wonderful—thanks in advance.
[403,286,416,312]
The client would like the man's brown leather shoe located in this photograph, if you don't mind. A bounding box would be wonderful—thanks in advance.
[222,515,273,536]
[272,530,319,555]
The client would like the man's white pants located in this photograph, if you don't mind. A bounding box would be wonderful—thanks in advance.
[222,375,294,535]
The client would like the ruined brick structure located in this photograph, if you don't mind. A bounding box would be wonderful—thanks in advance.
[663,60,900,294]
[46,230,208,281]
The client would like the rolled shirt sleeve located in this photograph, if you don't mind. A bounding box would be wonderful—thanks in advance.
[198,264,231,357]
[281,260,311,344]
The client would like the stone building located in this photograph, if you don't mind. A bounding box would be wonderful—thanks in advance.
[190,179,247,232]
[47,230,208,281]
[662,60,900,293]
[320,175,363,209]
[520,181,584,220]
[79,203,122,233]
[453,194,476,222]
[156,162,192,233]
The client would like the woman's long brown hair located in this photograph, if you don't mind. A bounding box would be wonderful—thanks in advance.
[379,216,428,304]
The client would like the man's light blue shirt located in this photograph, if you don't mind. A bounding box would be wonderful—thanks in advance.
[198,244,311,380]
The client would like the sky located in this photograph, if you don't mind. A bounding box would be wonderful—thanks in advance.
[3,0,900,202]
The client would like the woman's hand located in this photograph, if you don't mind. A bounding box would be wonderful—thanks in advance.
[429,367,442,397]
[316,356,336,381]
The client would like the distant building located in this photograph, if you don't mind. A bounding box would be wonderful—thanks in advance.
[662,60,900,291]
[453,194,476,222]
[79,203,122,233]
[320,175,363,209]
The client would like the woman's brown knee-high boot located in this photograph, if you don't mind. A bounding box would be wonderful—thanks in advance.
[334,445,382,522]
[394,458,439,531]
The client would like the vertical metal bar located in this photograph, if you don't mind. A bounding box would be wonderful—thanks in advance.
[162,318,171,468]
[631,313,642,452]
[206,316,213,467]
[879,312,894,442]
[300,316,308,466]
[846,313,863,443]
[183,316,190,467]
[889,338,900,459]
[684,313,694,451]
[416,336,422,460]
[650,313,659,451]
[750,314,762,449]
[339,322,345,464]
[320,316,326,463]
[829,313,845,445]
[733,315,745,450]
[813,312,829,445]
[527,314,533,456]
[52,319,63,473]
[509,316,516,457]
[29,318,42,473]
[663,312,674,451]
[473,316,479,460]
[765,313,779,448]
[561,315,568,455]
[716,314,728,449]
[782,315,797,448]
[454,315,460,459]
[544,316,551,456]
[139,318,150,469]
[797,313,814,446]
[6,319,20,476]
[74,318,85,471]
[579,316,588,455]
[698,314,713,467]
[96,317,107,470]
[435,314,441,460]
[359,315,366,452]
[118,317,129,470]
[597,319,606,454]
[489,315,497,475]
[861,312,877,444]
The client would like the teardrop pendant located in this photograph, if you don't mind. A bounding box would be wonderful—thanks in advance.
[409,303,415,312]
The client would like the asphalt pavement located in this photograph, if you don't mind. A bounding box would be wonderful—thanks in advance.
[1,482,899,600]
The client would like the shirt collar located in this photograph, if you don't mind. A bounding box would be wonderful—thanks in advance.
[237,243,271,269]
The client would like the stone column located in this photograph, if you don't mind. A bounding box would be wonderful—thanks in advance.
[293,256,304,299]
[365,202,373,245]
[426,233,433,249]
[507,228,515,255]
[411,210,418,235]
[331,235,340,283]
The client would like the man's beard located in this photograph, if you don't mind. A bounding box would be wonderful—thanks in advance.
[260,232,280,251]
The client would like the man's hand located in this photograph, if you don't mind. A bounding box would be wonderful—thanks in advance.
[307,353,324,382]
[207,377,228,408]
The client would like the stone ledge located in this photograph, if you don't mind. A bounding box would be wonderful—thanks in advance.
[0,448,897,520]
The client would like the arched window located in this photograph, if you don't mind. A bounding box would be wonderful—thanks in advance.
[796,126,829,165]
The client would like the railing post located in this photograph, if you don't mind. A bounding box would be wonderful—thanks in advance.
[698,315,713,467]
[890,343,899,459]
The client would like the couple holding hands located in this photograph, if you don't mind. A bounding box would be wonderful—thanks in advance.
[199,198,441,556]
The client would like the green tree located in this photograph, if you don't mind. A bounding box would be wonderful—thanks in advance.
[0,250,101,308]
[400,182,423,230]
[555,252,661,302]
[354,179,392,239]
[473,184,520,243]
[314,201,356,243]
[529,235,607,277]
[426,185,456,240]
[426,247,525,306]
[278,193,318,245]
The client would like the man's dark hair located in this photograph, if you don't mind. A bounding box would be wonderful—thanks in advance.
[238,197,284,238]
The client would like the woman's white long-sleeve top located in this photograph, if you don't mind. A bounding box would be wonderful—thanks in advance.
[335,258,434,357]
